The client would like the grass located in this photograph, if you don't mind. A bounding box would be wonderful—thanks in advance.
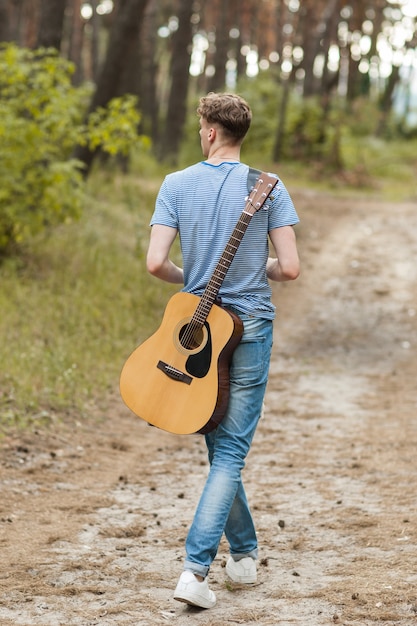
[266,136,417,202]
[0,155,178,430]
[0,142,416,431]
[339,135,417,200]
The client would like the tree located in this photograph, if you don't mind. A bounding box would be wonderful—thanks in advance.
[206,0,231,93]
[272,0,297,162]
[138,0,160,144]
[36,0,67,50]
[0,0,12,43]
[345,0,367,102]
[0,44,141,255]
[1,0,416,169]
[161,0,194,163]
[73,0,150,175]
[67,0,84,84]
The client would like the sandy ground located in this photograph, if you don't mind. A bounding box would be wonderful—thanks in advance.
[1,190,417,625]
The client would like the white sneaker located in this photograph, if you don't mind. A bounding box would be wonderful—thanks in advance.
[174,571,216,609]
[226,556,257,583]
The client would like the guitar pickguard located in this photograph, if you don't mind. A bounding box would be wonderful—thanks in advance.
[185,322,212,378]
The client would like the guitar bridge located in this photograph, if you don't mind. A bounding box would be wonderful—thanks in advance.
[157,360,192,385]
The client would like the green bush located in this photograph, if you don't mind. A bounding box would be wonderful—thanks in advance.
[0,162,169,427]
[237,76,283,158]
[181,76,340,166]
[0,44,144,256]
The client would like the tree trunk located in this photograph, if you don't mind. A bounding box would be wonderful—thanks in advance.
[36,0,67,50]
[272,78,291,163]
[298,0,319,97]
[375,64,401,137]
[0,0,12,42]
[67,0,85,84]
[320,0,341,95]
[0,0,25,44]
[73,0,150,175]
[138,0,159,145]
[90,0,100,81]
[346,0,366,101]
[160,0,193,164]
[0,0,41,47]
[207,0,230,92]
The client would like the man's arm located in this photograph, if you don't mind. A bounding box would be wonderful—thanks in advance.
[146,224,184,284]
[267,225,300,282]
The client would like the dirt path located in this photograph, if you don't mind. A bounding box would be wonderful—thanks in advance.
[1,191,417,625]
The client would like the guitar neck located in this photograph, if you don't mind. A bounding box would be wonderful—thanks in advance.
[191,171,278,327]
[194,211,253,323]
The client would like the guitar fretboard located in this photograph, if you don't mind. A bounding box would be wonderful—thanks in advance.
[189,172,277,330]
[193,212,253,325]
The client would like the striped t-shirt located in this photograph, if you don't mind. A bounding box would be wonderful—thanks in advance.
[150,161,299,319]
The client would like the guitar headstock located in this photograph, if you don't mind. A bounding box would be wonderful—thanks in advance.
[246,172,278,214]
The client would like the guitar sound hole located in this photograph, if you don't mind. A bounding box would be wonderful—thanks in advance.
[179,324,204,350]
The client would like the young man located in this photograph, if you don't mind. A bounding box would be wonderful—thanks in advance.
[147,92,300,608]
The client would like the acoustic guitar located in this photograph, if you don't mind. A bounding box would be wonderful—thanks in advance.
[119,172,278,435]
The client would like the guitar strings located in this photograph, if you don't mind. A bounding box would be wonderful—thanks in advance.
[179,179,274,350]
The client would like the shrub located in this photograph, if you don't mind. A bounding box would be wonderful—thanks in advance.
[0,44,143,256]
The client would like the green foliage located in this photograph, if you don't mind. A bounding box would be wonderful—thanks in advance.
[86,95,149,156]
[181,74,417,197]
[183,74,414,182]
[0,45,85,252]
[179,76,283,166]
[0,155,174,429]
[284,96,328,159]
[237,76,282,157]
[0,44,144,256]
[182,76,340,166]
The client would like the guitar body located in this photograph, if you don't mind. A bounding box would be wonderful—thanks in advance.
[119,292,243,435]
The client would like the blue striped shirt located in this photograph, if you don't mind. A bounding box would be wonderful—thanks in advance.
[150,161,299,319]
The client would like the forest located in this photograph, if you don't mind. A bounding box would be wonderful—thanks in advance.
[2,0,417,170]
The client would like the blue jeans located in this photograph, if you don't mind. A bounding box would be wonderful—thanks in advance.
[184,313,273,578]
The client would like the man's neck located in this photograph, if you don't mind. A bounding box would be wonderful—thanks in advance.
[205,155,240,164]
[205,146,240,164]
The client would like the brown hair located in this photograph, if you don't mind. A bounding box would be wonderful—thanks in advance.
[197,92,252,142]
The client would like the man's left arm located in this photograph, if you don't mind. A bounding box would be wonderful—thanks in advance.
[267,226,300,282]
[146,224,184,284]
